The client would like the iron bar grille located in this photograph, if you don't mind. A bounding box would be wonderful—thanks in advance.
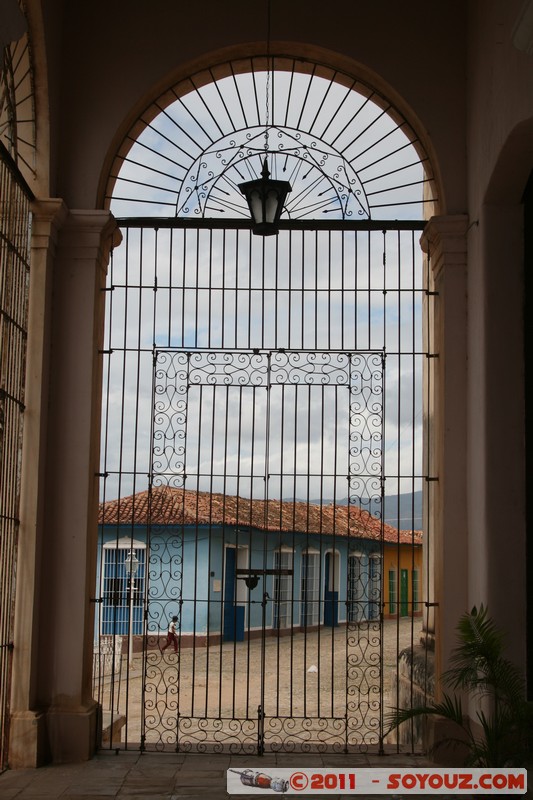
[0,29,37,179]
[95,219,432,754]
[0,142,32,771]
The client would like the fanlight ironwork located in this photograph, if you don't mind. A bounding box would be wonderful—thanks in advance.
[0,28,36,177]
[107,57,435,221]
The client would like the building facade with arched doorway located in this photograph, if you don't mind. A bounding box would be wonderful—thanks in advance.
[0,0,531,768]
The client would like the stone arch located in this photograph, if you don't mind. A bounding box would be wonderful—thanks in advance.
[469,116,532,668]
[91,38,444,755]
[484,117,533,205]
[98,43,444,218]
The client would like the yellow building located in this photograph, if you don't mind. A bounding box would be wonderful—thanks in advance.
[383,539,423,619]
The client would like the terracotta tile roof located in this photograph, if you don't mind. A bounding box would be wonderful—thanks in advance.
[99,486,422,545]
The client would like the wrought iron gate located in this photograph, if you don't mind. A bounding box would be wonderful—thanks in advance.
[95,53,432,755]
[144,348,384,752]
[95,219,427,755]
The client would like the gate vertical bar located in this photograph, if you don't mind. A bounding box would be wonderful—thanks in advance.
[259,350,272,755]
[376,346,386,752]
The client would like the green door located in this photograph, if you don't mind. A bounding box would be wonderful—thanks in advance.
[400,569,409,616]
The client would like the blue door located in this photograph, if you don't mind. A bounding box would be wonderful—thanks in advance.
[323,552,339,627]
[223,548,244,641]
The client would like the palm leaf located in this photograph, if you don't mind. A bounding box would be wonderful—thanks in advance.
[443,605,525,713]
[444,605,504,692]
[386,606,530,768]
[385,692,465,735]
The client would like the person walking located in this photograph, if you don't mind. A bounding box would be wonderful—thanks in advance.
[161,615,179,654]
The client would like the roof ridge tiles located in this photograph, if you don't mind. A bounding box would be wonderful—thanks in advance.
[98,486,422,545]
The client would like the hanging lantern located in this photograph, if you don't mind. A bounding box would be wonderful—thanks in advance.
[239,158,291,236]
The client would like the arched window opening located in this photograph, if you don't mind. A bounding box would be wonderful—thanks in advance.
[106,57,436,222]
[95,56,434,755]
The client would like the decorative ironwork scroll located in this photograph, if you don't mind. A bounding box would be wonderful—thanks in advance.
[108,57,435,221]
[145,349,384,753]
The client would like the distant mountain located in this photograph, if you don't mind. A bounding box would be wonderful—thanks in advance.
[304,490,423,530]
[371,490,423,530]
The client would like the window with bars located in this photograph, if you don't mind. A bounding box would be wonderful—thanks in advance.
[95,54,433,754]
[101,547,145,635]
[273,549,293,629]
[300,551,319,627]
[0,142,32,772]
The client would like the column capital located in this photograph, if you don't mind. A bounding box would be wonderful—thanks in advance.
[30,198,68,250]
[56,209,122,272]
[421,215,469,278]
[29,202,122,268]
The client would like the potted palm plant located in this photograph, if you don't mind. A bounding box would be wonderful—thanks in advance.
[386,605,531,767]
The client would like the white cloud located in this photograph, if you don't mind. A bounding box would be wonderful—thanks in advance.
[101,66,427,525]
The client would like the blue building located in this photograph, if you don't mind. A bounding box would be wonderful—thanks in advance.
[97,487,420,646]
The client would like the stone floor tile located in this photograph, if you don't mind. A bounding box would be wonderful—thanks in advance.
[0,769,37,789]
[0,750,444,799]
[118,796,178,800]
[170,796,230,800]
[62,782,124,796]
[2,781,69,798]
[228,756,279,766]
[61,796,123,800]
[174,775,228,786]
[180,757,230,769]
[119,783,175,794]
[60,797,121,800]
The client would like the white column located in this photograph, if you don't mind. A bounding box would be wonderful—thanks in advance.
[9,206,121,766]
[420,215,469,681]
[43,210,121,763]
[468,203,526,668]
[9,199,68,768]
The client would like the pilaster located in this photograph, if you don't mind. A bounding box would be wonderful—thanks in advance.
[420,215,469,683]
[9,199,68,768]
[9,205,121,766]
[43,210,121,763]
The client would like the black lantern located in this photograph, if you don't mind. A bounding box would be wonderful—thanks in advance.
[239,158,291,236]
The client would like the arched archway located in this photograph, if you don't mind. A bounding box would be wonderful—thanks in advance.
[467,118,533,676]
[97,44,444,216]
[94,52,437,755]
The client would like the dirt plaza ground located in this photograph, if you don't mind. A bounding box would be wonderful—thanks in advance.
[95,618,421,752]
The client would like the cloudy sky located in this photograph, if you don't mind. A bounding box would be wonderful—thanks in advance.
[100,64,427,521]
